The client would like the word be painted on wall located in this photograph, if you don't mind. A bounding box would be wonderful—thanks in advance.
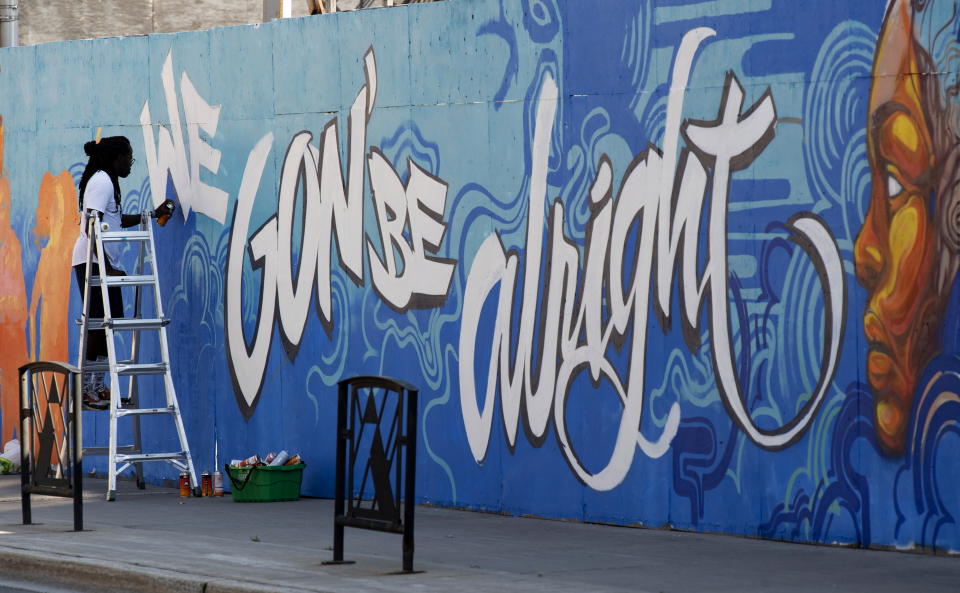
[458,28,847,491]
[223,51,456,416]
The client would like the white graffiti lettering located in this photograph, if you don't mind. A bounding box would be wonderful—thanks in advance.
[224,49,456,415]
[140,51,229,223]
[368,149,455,310]
[458,28,846,490]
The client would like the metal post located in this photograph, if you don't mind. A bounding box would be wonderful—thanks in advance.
[19,368,30,525]
[402,388,417,572]
[0,2,18,48]
[129,219,147,490]
[332,382,347,562]
[72,371,83,532]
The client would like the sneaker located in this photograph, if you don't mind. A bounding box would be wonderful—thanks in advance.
[93,385,133,407]
[94,385,112,404]
[82,387,108,411]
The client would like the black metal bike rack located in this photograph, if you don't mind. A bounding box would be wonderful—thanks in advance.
[327,376,418,572]
[19,361,83,531]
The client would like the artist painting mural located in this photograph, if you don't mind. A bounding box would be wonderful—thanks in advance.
[0,0,958,552]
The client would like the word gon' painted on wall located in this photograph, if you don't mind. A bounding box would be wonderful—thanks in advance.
[140,49,457,417]
[457,28,847,491]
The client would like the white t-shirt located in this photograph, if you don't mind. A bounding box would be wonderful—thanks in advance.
[71,170,123,267]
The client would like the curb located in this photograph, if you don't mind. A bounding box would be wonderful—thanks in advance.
[0,546,326,593]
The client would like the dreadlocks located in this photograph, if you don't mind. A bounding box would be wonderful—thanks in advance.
[78,136,131,211]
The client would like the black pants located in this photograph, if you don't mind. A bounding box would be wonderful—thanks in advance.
[74,263,124,362]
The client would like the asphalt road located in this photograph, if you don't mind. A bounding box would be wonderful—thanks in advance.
[0,579,83,593]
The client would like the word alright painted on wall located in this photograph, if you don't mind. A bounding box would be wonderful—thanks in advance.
[140,50,457,416]
[458,28,847,491]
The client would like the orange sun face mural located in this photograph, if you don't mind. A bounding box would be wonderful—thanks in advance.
[856,0,960,455]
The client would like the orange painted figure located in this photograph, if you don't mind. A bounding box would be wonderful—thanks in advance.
[27,172,81,446]
[29,172,80,364]
[856,0,960,455]
[0,117,29,444]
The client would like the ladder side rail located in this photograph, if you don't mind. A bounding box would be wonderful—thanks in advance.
[126,215,146,403]
[144,218,199,491]
[145,219,169,406]
[73,215,96,477]
[94,217,122,499]
[126,213,149,489]
[76,215,98,377]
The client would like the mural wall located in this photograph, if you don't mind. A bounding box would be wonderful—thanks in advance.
[0,0,958,552]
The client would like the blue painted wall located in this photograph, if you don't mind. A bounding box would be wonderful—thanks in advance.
[2,0,959,553]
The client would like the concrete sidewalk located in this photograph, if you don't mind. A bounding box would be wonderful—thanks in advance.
[0,476,957,593]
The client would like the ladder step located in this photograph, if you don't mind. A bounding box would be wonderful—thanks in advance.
[116,363,168,375]
[117,407,176,417]
[100,230,151,242]
[115,452,186,463]
[83,360,166,375]
[85,317,171,330]
[80,360,151,373]
[91,274,156,287]
[84,445,138,456]
[80,361,134,373]
[81,362,110,372]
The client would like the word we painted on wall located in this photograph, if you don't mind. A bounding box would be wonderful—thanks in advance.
[140,50,457,417]
[140,52,229,223]
[458,28,847,490]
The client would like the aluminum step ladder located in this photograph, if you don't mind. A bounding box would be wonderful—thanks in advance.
[76,211,197,501]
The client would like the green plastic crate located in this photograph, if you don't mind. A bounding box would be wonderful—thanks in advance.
[225,463,305,502]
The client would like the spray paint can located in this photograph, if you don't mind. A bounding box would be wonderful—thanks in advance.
[213,470,224,497]
[179,471,190,497]
[239,454,261,467]
[201,471,212,497]
[156,199,175,227]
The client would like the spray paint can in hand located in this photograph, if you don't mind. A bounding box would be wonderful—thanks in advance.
[156,199,175,227]
[179,471,190,497]
[213,470,224,497]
